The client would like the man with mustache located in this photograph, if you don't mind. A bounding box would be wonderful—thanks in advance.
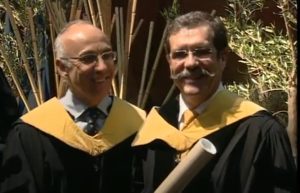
[132,11,296,193]
[0,20,145,193]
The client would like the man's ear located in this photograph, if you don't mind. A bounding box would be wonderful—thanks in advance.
[56,59,69,78]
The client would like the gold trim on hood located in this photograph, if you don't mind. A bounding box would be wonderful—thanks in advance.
[132,90,264,151]
[21,97,146,156]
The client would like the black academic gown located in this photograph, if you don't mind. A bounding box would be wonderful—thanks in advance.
[0,97,146,193]
[132,90,296,193]
[0,67,19,142]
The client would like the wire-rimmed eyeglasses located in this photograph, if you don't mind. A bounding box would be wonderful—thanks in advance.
[169,47,213,61]
[60,51,117,65]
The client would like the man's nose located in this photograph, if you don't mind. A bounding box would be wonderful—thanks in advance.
[94,57,108,70]
[184,52,199,68]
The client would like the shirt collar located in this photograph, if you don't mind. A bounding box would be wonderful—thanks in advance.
[59,89,112,120]
[178,83,224,122]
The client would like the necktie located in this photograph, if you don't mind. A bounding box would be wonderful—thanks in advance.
[84,107,106,135]
[181,109,198,127]
[176,110,198,162]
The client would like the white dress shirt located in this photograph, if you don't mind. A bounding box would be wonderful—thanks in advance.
[178,83,224,129]
[59,89,112,130]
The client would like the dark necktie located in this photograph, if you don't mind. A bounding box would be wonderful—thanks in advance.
[84,107,106,135]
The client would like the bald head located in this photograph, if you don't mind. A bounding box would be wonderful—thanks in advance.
[54,20,116,106]
[54,20,110,61]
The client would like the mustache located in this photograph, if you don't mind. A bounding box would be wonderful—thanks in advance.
[170,67,215,80]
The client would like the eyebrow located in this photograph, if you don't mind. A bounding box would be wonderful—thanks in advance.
[171,43,212,51]
[78,48,112,56]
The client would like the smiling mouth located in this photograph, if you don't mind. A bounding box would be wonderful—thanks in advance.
[184,72,209,80]
[183,75,204,83]
[94,76,110,83]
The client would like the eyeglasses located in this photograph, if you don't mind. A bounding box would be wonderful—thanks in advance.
[60,51,117,65]
[169,48,213,61]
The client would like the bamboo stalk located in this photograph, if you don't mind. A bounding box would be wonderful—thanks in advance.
[119,0,138,99]
[75,0,83,20]
[60,1,67,24]
[162,83,176,105]
[46,0,69,97]
[128,0,138,52]
[82,0,92,22]
[45,0,58,33]
[0,46,31,111]
[4,0,41,106]
[112,78,118,96]
[88,0,97,25]
[27,7,45,103]
[137,21,154,106]
[69,0,78,21]
[131,19,144,45]
[141,23,168,108]
[96,0,104,30]
[50,0,66,30]
[100,0,112,37]
[47,11,59,95]
[124,0,133,51]
[210,9,216,16]
[120,7,125,64]
[280,0,297,160]
[120,0,134,99]
[120,7,127,97]
[110,14,116,33]
[119,7,126,98]
[281,0,297,70]
[109,12,117,94]
[115,7,122,96]
[109,13,117,97]
[45,0,65,34]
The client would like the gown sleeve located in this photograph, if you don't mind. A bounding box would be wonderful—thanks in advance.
[252,117,297,193]
[0,124,45,193]
[212,112,297,193]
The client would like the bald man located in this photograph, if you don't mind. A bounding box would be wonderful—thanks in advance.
[0,20,146,193]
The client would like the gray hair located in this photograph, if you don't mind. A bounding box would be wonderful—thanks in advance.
[165,11,228,56]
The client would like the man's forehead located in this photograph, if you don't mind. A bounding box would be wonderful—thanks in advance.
[60,25,111,55]
[62,25,108,42]
[62,23,103,36]
[171,25,212,36]
[169,26,213,47]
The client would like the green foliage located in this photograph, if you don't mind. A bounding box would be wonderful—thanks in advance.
[277,0,297,26]
[161,0,181,22]
[225,82,251,99]
[0,0,46,93]
[0,34,25,89]
[0,0,43,30]
[223,0,296,125]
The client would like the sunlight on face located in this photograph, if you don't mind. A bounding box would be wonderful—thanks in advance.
[61,23,116,106]
[168,25,226,104]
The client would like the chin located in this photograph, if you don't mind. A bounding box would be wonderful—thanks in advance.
[94,83,111,92]
[181,86,204,96]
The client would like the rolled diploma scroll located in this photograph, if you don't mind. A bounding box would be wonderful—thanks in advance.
[154,138,217,193]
